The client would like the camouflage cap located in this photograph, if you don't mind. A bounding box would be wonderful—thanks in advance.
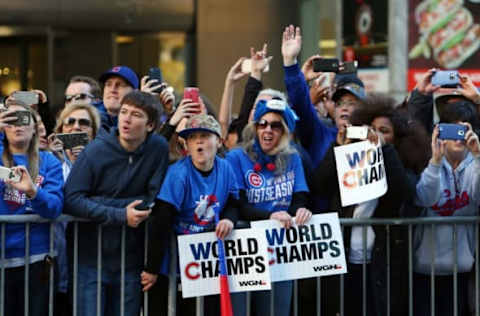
[178,114,222,139]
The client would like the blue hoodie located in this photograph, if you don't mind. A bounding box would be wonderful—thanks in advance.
[64,128,169,268]
[0,151,64,268]
[283,64,338,167]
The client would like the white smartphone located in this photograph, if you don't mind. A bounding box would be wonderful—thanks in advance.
[346,126,369,140]
[0,166,21,182]
[241,59,270,74]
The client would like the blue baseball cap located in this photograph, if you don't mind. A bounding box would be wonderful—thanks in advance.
[332,75,366,102]
[99,66,139,89]
[253,99,298,133]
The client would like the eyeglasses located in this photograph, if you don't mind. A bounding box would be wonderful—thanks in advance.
[64,117,92,128]
[256,119,284,132]
[64,93,94,103]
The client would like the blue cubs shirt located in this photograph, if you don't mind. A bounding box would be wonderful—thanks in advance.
[157,155,239,235]
[225,148,308,213]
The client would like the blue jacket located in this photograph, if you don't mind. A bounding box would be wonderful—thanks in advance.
[95,101,118,134]
[284,64,337,167]
[0,151,64,267]
[64,128,169,268]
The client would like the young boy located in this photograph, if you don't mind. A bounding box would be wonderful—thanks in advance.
[142,114,239,315]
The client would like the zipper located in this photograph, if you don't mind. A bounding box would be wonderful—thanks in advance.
[129,156,133,164]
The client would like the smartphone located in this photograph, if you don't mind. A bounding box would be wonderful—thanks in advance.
[338,61,358,74]
[12,91,39,106]
[0,166,21,182]
[6,111,31,126]
[241,59,270,74]
[183,87,201,114]
[431,70,459,87]
[135,200,155,211]
[55,132,89,150]
[313,58,340,73]
[438,123,467,140]
[346,126,369,140]
[147,67,164,94]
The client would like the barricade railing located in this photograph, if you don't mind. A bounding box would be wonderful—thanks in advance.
[0,215,479,316]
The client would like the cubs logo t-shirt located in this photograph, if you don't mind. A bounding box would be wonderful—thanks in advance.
[225,148,308,213]
[157,156,239,235]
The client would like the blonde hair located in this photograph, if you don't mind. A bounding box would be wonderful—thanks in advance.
[240,117,295,174]
[54,103,101,138]
[2,102,40,181]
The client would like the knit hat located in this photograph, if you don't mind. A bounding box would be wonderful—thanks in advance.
[253,99,298,132]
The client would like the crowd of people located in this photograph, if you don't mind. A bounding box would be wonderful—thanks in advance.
[2,24,480,316]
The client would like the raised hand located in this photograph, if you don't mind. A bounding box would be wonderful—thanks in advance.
[281,25,302,67]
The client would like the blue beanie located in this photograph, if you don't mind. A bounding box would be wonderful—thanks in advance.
[253,99,298,132]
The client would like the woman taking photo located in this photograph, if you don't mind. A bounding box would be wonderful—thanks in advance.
[226,98,312,316]
[48,103,100,178]
[0,101,63,316]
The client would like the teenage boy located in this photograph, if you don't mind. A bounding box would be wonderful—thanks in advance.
[64,90,169,316]
[141,114,239,315]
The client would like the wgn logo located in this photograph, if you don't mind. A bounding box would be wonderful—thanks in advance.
[238,280,267,287]
[313,264,343,272]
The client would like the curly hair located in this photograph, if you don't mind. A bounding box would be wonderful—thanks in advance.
[350,94,431,174]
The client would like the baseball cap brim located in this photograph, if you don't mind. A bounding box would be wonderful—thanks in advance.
[178,127,220,139]
[332,85,366,102]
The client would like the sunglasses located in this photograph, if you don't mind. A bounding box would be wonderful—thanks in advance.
[64,117,92,128]
[256,119,284,132]
[64,93,94,103]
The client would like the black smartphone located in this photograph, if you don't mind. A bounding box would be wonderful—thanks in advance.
[55,132,89,149]
[7,110,31,126]
[338,61,358,74]
[147,67,164,94]
[135,200,155,211]
[313,58,340,73]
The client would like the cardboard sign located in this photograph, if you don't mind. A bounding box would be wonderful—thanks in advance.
[178,228,271,298]
[334,140,387,207]
[251,213,347,282]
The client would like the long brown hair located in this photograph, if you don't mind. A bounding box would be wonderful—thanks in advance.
[2,102,40,181]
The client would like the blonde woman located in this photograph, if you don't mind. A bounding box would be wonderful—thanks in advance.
[0,101,63,316]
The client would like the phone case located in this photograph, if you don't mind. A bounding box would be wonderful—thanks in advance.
[346,126,369,140]
[0,166,20,182]
[13,91,38,106]
[8,111,31,126]
[431,71,459,87]
[147,67,164,93]
[313,58,340,73]
[184,87,200,104]
[438,123,467,140]
[56,132,89,149]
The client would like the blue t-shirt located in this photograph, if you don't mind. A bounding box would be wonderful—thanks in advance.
[225,148,308,213]
[157,155,239,235]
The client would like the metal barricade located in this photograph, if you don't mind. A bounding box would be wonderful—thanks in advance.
[0,215,479,316]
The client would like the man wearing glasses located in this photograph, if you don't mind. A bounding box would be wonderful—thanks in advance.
[64,75,101,106]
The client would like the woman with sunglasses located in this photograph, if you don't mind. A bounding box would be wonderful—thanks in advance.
[48,103,100,177]
[226,98,312,316]
[0,101,63,316]
[47,103,99,313]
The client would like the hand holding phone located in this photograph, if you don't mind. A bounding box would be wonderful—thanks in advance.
[241,58,270,74]
[135,200,155,211]
[147,67,164,94]
[5,111,31,126]
[183,87,201,114]
[55,132,89,150]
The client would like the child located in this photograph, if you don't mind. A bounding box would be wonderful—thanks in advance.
[141,114,239,315]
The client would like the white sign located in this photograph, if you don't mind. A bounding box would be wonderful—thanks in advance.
[334,140,387,207]
[251,213,347,282]
[178,228,271,298]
